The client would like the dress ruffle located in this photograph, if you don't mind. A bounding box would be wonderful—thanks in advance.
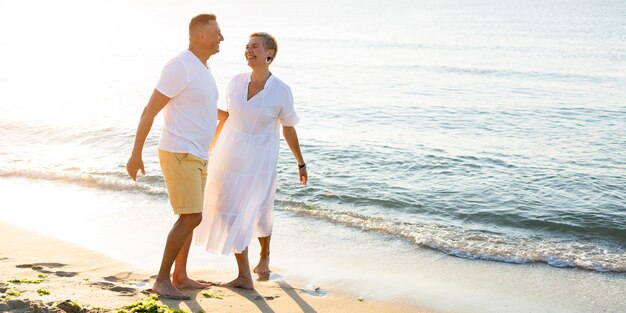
[194,123,280,254]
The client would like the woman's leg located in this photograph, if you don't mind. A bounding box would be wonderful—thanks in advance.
[222,247,254,290]
[253,235,271,275]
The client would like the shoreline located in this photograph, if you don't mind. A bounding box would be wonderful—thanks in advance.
[0,222,427,313]
[1,176,625,313]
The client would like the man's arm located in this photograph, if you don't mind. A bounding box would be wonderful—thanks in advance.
[126,89,171,181]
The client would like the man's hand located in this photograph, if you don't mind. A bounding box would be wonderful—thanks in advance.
[126,154,145,181]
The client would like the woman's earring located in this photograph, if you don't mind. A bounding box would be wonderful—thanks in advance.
[266,56,272,64]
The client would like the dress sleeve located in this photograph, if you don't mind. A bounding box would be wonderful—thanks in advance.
[155,60,189,98]
[278,86,300,126]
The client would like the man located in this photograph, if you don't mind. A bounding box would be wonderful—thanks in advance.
[126,14,224,300]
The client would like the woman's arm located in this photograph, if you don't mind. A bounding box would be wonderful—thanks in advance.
[217,109,229,122]
[210,109,230,152]
[282,126,307,185]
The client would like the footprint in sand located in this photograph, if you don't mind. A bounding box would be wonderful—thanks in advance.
[254,295,280,301]
[104,272,134,282]
[90,281,138,296]
[16,262,65,269]
[104,272,151,289]
[54,271,78,277]
[104,271,149,283]
[16,263,78,277]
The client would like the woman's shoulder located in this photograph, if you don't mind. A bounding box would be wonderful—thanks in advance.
[268,75,291,93]
[226,73,249,91]
[230,72,250,83]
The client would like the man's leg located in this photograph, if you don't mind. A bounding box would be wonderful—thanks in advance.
[222,247,254,290]
[156,150,209,295]
[152,213,202,299]
[172,231,211,289]
[253,235,271,275]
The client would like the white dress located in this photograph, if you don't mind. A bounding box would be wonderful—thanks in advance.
[194,73,300,255]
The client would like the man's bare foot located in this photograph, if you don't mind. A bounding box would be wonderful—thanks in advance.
[152,280,191,300]
[253,256,271,275]
[173,277,212,289]
[220,277,254,290]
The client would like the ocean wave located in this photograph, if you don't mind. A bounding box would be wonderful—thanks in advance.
[278,201,626,273]
[0,119,136,151]
[0,168,166,196]
[3,167,625,273]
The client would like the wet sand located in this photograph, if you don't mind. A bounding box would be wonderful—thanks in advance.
[0,222,426,313]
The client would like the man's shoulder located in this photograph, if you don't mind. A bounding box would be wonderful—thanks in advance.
[162,52,190,73]
[169,50,206,67]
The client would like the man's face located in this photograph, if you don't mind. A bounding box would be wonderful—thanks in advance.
[200,21,224,55]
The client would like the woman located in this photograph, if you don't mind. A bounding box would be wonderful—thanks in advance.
[194,32,307,289]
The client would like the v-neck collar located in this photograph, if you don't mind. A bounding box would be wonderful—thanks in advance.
[245,73,274,102]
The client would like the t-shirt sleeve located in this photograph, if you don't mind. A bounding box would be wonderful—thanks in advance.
[155,60,189,98]
[278,86,300,126]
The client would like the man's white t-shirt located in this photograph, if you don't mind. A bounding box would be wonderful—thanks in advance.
[156,50,218,160]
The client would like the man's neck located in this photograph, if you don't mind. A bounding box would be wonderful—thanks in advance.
[188,46,210,65]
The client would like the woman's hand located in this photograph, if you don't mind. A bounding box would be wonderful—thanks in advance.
[298,167,308,185]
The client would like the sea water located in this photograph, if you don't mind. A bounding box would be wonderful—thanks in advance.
[1,0,625,296]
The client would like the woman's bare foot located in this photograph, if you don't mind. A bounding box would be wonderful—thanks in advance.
[256,273,270,282]
[152,280,191,300]
[253,256,271,275]
[220,277,254,290]
[173,277,212,289]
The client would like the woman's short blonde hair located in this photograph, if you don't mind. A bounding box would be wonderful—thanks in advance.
[250,32,278,62]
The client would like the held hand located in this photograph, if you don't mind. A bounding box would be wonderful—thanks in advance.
[126,155,145,181]
[299,168,308,185]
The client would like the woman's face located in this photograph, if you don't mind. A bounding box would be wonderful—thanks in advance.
[245,37,271,67]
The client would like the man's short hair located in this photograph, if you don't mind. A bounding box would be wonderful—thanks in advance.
[189,14,217,34]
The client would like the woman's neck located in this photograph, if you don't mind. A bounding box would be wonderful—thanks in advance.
[250,67,271,84]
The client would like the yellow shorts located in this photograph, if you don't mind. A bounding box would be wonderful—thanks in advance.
[158,149,207,215]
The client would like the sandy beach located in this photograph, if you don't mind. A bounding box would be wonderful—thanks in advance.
[1,177,626,313]
[0,222,426,313]
[2,0,626,312]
